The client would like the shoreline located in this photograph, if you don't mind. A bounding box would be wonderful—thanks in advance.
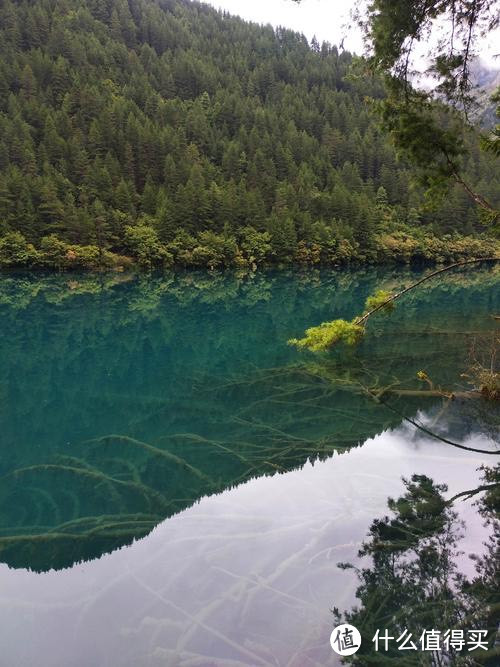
[0,231,498,274]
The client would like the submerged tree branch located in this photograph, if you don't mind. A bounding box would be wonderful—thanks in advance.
[372,393,500,456]
[399,413,499,455]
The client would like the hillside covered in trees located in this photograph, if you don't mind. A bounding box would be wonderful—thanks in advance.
[0,0,499,270]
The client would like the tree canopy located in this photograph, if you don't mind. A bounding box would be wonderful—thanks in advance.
[0,0,498,270]
[357,0,500,217]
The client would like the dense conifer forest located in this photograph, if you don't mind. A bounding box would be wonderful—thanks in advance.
[0,0,498,270]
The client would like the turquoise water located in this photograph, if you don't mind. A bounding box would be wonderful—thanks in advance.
[0,266,498,665]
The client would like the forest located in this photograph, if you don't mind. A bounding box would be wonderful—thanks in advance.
[0,0,499,270]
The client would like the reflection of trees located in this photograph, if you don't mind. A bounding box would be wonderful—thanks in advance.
[0,379,405,571]
[335,467,500,665]
[0,352,442,572]
[1,353,496,572]
[0,267,498,571]
[0,265,498,311]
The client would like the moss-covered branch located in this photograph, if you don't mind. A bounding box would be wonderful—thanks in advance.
[289,257,499,351]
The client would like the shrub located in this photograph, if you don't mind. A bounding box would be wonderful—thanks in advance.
[267,215,298,261]
[0,232,38,267]
[237,226,273,264]
[124,224,172,268]
[333,238,358,263]
[375,232,420,263]
[295,240,322,264]
[39,235,132,270]
[165,230,197,266]
[196,230,238,268]
[39,235,71,269]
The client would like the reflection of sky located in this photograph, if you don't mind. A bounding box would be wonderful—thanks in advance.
[0,425,494,667]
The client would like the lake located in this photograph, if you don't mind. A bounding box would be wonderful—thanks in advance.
[0,266,498,666]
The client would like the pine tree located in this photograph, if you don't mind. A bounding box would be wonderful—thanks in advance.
[0,0,495,269]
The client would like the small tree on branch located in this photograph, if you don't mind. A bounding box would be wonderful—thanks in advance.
[289,257,499,351]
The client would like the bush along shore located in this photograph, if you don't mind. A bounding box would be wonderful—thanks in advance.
[0,225,498,272]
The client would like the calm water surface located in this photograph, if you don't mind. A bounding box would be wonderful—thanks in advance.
[0,266,498,666]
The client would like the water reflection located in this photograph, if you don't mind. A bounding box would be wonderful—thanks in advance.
[0,267,498,572]
[0,427,495,667]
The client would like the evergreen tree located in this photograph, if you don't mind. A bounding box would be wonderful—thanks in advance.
[0,0,497,270]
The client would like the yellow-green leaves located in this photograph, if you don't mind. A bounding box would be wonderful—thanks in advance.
[289,288,397,353]
[364,289,395,313]
[288,319,364,352]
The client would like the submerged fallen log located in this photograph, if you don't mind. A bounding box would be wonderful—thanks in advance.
[385,388,481,399]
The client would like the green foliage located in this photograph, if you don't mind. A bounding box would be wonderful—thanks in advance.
[237,227,273,265]
[124,224,172,269]
[375,229,499,263]
[289,258,500,355]
[39,235,73,270]
[289,288,396,353]
[376,97,465,197]
[364,289,394,313]
[335,471,500,663]
[194,230,238,269]
[362,0,500,215]
[481,89,500,157]
[0,232,38,266]
[267,215,298,262]
[165,229,236,268]
[364,0,498,111]
[0,0,498,271]
[4,234,130,271]
[0,225,496,272]
[289,319,364,352]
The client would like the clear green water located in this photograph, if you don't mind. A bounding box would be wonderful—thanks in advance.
[0,266,498,665]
